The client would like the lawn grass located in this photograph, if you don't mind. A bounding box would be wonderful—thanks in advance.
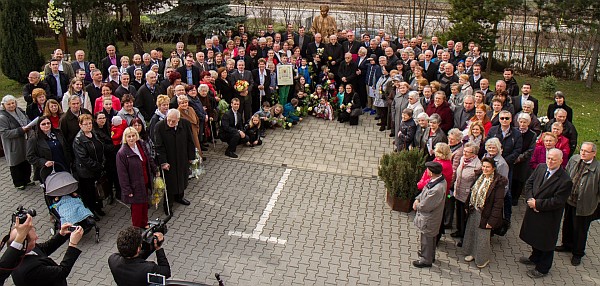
[1,38,598,144]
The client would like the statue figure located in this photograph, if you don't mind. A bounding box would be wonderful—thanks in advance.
[311,5,337,43]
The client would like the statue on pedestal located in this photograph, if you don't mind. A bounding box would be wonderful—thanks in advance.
[311,5,337,44]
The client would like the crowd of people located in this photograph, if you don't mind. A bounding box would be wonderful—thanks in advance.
[0,22,597,284]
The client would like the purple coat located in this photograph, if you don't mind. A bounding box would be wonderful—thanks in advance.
[116,140,157,204]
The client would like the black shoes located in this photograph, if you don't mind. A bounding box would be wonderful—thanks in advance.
[412,260,432,268]
[225,151,238,158]
[450,231,462,238]
[571,256,582,266]
[201,146,208,151]
[555,245,571,252]
[176,198,190,205]
[518,256,535,265]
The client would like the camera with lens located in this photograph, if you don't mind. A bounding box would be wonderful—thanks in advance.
[12,206,36,224]
[141,215,171,251]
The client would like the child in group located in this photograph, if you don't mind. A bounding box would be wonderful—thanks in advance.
[111,116,127,146]
[277,55,295,104]
[244,114,263,147]
[296,91,308,107]
[316,65,329,87]
[333,85,345,109]
[325,72,336,95]
[297,58,311,85]
[101,98,117,124]
[254,101,272,137]
[313,85,327,100]
[270,103,285,127]
[283,98,301,124]
[315,97,334,121]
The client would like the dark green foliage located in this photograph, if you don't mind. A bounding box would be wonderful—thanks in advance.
[378,149,426,200]
[86,11,118,66]
[0,0,45,84]
[445,0,520,52]
[152,0,246,41]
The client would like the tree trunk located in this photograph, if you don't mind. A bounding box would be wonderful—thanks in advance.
[126,0,144,54]
[59,28,69,54]
[532,10,541,74]
[71,8,78,44]
[586,35,599,88]
[520,0,527,70]
[486,22,498,77]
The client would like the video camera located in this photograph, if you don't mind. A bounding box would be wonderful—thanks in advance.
[12,206,36,224]
[141,214,172,251]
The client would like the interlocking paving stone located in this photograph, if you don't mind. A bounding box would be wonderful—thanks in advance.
[0,114,598,285]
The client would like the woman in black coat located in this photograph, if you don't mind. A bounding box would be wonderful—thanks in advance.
[396,108,417,151]
[547,91,573,122]
[511,113,537,206]
[25,88,47,121]
[93,112,120,204]
[215,67,236,104]
[26,116,72,183]
[73,114,106,217]
[337,84,361,125]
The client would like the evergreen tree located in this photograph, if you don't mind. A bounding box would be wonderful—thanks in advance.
[445,0,521,73]
[153,0,245,45]
[0,0,45,84]
[86,11,118,66]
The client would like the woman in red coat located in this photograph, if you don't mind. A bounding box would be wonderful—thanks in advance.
[116,127,158,228]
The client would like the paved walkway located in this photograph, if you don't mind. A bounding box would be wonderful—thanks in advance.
[0,114,598,285]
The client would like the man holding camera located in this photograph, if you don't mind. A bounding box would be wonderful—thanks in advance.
[9,219,84,286]
[109,226,171,286]
[0,215,33,283]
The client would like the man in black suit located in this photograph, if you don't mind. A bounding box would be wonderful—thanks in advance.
[220,98,249,158]
[10,221,84,286]
[469,64,484,90]
[22,71,51,105]
[85,70,104,105]
[338,52,358,88]
[294,26,312,57]
[306,33,324,64]
[324,35,344,82]
[44,58,69,101]
[281,23,296,43]
[101,45,121,80]
[233,47,253,71]
[519,148,573,278]
[108,226,171,286]
[176,56,200,86]
[70,50,90,78]
[512,83,539,115]
[229,61,254,122]
[251,59,271,113]
[420,50,439,83]
[342,31,360,57]
[193,52,209,72]
[428,36,444,58]
[264,24,276,39]
[135,71,162,119]
[0,215,32,283]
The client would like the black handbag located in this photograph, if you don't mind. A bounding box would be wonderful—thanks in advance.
[94,174,111,200]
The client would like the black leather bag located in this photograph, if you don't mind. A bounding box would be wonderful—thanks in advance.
[94,174,111,200]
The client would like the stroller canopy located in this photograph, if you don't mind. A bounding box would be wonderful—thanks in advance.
[45,171,79,197]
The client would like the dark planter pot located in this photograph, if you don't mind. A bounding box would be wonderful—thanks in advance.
[386,191,412,213]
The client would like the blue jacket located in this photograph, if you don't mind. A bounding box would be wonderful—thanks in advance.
[365,63,382,87]
[283,103,300,122]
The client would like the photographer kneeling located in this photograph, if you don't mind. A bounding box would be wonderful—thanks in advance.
[9,220,84,286]
[109,226,171,286]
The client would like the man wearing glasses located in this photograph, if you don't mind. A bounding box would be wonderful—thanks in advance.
[556,142,599,266]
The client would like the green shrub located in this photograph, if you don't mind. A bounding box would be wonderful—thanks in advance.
[540,75,558,98]
[378,149,426,200]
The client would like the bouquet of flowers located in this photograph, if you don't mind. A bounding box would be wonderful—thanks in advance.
[316,48,325,57]
[151,176,166,209]
[539,116,550,128]
[190,149,205,179]
[329,96,340,112]
[234,80,250,92]
[275,117,293,129]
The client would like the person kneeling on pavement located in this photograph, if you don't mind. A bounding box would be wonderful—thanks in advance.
[109,226,171,286]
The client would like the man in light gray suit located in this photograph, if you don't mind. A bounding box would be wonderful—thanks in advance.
[413,161,447,268]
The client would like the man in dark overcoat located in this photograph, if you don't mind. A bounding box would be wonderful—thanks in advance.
[519,148,573,278]
[154,109,196,215]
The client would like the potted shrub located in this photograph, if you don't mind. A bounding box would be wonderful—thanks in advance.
[378,149,426,212]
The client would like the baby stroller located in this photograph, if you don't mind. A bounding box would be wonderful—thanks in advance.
[41,164,100,243]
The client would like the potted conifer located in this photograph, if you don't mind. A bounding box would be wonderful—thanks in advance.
[378,149,426,212]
